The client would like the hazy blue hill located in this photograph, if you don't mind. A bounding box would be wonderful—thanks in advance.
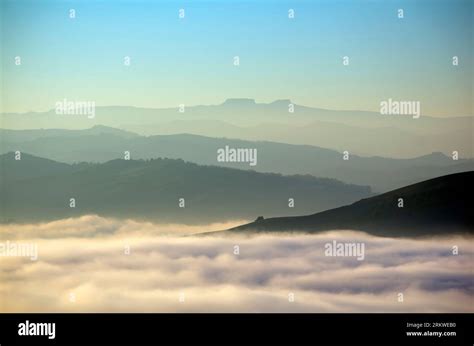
[0,153,371,224]
[225,172,474,237]
[122,118,471,158]
[1,100,471,158]
[0,152,74,180]
[0,125,138,142]
[1,127,473,192]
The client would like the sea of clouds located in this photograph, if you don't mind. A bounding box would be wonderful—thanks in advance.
[0,215,472,312]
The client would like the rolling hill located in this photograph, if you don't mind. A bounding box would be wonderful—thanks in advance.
[0,152,371,224]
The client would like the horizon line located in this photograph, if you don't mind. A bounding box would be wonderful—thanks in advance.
[1,98,473,118]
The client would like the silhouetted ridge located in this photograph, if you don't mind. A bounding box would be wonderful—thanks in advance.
[227,172,474,237]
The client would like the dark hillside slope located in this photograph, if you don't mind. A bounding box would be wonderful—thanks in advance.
[227,172,473,237]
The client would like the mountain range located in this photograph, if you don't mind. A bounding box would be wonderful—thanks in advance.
[1,99,472,158]
[1,126,472,193]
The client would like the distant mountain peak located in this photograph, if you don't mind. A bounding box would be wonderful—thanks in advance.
[427,152,448,158]
[221,98,294,107]
[221,98,256,107]
[270,99,292,105]
[221,98,297,109]
[90,125,113,129]
[89,124,125,131]
[86,125,139,137]
[413,151,451,162]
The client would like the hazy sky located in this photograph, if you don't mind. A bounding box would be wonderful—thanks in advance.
[1,0,472,115]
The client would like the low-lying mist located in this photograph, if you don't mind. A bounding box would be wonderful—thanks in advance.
[0,215,472,312]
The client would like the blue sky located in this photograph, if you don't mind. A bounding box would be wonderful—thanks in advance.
[1,0,472,115]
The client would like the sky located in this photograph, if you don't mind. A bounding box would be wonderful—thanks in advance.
[0,0,472,116]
